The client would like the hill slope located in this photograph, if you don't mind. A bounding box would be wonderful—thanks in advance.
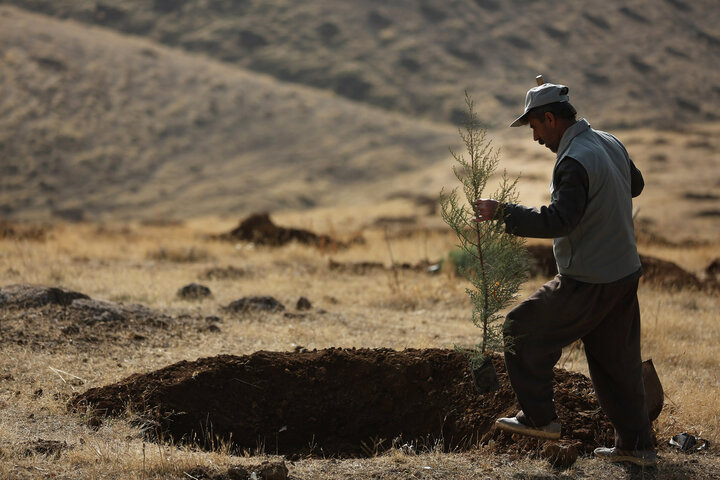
[0,7,457,221]
[3,0,720,127]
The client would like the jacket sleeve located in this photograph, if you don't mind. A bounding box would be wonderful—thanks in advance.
[630,158,644,198]
[502,157,589,239]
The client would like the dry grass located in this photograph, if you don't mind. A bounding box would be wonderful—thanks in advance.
[0,203,718,479]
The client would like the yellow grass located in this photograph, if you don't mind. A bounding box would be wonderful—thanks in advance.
[1,203,718,479]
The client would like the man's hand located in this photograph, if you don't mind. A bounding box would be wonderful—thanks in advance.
[473,198,500,222]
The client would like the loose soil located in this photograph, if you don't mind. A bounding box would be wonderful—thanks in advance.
[216,213,339,248]
[0,285,197,350]
[71,348,617,458]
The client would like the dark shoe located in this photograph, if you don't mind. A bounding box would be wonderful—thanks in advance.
[593,447,657,467]
[495,414,561,440]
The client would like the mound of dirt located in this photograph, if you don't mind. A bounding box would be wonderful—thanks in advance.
[0,285,90,308]
[526,244,558,278]
[217,213,337,248]
[705,258,720,280]
[223,296,285,313]
[0,285,180,350]
[638,254,705,290]
[525,245,713,290]
[71,348,615,457]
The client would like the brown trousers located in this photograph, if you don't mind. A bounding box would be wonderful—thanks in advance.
[503,275,653,450]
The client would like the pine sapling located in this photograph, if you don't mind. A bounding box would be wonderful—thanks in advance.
[440,92,530,392]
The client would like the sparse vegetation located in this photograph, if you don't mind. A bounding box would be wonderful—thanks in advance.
[1,204,718,478]
[0,1,719,478]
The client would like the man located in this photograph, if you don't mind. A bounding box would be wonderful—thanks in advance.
[473,78,656,467]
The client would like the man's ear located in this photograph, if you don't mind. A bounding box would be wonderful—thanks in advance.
[544,111,556,127]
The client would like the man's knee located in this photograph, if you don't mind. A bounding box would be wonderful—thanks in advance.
[504,305,533,340]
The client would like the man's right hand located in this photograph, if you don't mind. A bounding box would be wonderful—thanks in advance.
[473,198,500,222]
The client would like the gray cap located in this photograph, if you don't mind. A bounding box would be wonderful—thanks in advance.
[510,82,571,127]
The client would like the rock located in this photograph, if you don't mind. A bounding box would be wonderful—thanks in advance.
[177,283,212,300]
[223,296,285,313]
[296,297,312,310]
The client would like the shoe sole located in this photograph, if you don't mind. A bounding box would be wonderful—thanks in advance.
[494,419,561,440]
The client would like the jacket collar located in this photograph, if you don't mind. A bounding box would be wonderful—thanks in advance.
[556,118,590,160]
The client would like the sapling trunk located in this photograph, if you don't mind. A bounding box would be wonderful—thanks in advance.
[440,92,530,375]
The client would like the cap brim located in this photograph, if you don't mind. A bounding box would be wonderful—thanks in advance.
[510,113,529,127]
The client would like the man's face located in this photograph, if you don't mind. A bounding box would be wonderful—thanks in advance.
[528,114,562,153]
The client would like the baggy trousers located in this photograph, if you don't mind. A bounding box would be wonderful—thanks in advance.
[503,274,653,450]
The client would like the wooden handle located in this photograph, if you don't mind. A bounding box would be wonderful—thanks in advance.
[536,75,544,86]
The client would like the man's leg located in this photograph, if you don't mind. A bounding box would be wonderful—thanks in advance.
[582,280,653,452]
[501,275,617,427]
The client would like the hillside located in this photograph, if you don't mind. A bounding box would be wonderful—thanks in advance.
[3,0,720,128]
[0,7,457,221]
[1,4,718,233]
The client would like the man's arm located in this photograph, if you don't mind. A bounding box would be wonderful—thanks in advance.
[502,158,589,239]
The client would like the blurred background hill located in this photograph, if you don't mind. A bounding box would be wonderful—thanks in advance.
[1,1,719,225]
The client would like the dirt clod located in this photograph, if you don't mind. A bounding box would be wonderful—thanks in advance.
[177,283,212,300]
[217,213,336,247]
[541,442,579,469]
[296,297,312,310]
[223,296,285,313]
[253,460,288,480]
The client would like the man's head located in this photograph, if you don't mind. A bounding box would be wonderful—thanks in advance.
[526,102,577,153]
[510,80,578,153]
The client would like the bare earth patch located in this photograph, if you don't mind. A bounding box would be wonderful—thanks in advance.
[0,285,194,350]
[71,348,615,458]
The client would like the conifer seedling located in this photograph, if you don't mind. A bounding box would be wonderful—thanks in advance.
[440,92,530,393]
